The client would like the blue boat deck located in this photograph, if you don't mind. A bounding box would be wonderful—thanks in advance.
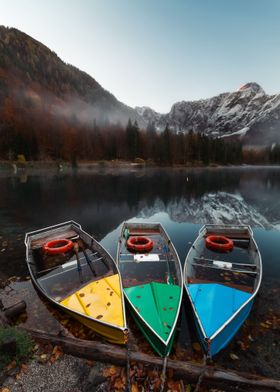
[187,283,251,337]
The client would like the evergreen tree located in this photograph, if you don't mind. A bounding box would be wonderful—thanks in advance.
[126,119,140,160]
[161,124,172,164]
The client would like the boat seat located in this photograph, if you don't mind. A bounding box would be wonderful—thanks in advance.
[194,257,256,268]
[191,262,257,275]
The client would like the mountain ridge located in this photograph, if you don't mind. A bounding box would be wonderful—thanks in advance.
[0,26,280,148]
[136,82,280,146]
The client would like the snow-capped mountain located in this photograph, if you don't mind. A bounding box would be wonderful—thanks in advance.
[138,191,273,229]
[136,83,280,146]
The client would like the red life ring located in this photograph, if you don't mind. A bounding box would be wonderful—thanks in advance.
[205,235,234,252]
[43,239,74,255]
[126,236,153,253]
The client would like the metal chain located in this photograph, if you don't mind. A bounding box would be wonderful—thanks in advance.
[193,354,207,392]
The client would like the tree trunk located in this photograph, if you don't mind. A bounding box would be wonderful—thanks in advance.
[21,326,280,391]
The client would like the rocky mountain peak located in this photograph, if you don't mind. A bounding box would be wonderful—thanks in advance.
[136,82,280,147]
[238,82,265,95]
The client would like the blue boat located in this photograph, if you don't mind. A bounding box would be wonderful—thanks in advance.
[184,224,262,357]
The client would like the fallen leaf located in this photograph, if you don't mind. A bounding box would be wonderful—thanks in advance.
[131,383,139,392]
[185,385,192,392]
[237,340,246,351]
[114,377,124,389]
[192,342,201,352]
[229,353,239,360]
[21,364,28,373]
[103,365,117,377]
[260,322,270,329]
[86,360,95,367]
[51,345,63,361]
[1,388,10,392]
[33,344,39,352]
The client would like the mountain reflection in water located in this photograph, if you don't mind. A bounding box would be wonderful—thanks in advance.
[1,167,280,280]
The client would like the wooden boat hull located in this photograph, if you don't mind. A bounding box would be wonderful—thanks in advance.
[117,222,183,357]
[184,224,262,357]
[25,221,128,345]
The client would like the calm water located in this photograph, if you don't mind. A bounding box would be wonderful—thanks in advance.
[1,166,280,283]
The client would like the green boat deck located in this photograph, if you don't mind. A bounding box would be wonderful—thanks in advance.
[125,282,181,342]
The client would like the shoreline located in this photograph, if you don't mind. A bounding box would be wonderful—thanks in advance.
[0,276,279,391]
[1,160,280,173]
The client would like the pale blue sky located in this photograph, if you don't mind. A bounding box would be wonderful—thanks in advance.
[1,0,280,112]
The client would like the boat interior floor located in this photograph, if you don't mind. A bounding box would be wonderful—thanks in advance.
[187,277,254,293]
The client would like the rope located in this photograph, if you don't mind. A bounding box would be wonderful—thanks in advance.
[159,356,168,392]
[193,354,207,392]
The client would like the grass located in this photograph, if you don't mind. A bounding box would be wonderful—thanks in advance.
[0,327,33,370]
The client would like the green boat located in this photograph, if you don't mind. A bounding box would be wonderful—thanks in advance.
[117,222,183,357]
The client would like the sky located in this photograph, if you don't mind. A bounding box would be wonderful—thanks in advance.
[1,0,280,112]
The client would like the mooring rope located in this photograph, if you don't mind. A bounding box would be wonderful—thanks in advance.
[159,356,168,392]
[193,354,207,392]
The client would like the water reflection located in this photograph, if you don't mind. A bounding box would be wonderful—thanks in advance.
[1,167,280,280]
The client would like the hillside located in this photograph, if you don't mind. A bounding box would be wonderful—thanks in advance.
[0,26,142,128]
[0,26,280,164]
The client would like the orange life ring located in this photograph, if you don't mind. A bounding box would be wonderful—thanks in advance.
[43,239,74,255]
[126,236,153,253]
[205,235,234,252]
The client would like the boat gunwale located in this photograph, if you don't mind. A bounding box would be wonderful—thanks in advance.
[184,224,262,344]
[25,221,128,334]
[117,221,183,350]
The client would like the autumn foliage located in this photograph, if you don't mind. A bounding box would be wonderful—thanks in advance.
[0,26,278,165]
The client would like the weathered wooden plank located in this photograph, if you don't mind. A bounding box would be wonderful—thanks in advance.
[0,300,26,327]
[3,300,26,319]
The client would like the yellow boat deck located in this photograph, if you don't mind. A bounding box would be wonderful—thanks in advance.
[61,274,125,328]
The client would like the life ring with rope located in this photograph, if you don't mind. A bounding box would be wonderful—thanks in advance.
[126,236,154,253]
[43,239,74,255]
[205,235,234,252]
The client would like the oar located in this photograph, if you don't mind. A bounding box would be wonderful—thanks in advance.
[73,242,83,283]
[78,240,97,277]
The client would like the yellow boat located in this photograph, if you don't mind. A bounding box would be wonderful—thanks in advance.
[25,221,128,344]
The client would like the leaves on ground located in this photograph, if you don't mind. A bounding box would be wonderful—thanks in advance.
[50,345,63,364]
[102,362,189,392]
[192,342,201,352]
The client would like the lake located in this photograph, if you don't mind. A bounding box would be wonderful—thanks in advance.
[1,165,280,374]
[1,166,280,283]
